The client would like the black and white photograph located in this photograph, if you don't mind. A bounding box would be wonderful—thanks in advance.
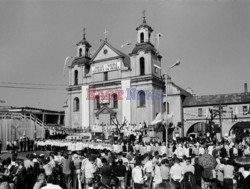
[1,0,250,189]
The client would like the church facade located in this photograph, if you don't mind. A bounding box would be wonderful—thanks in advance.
[64,15,166,133]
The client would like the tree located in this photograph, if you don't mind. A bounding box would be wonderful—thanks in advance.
[111,115,128,139]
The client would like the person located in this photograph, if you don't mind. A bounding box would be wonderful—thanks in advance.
[43,157,54,184]
[41,175,62,189]
[193,158,203,189]
[132,160,144,189]
[62,153,72,189]
[170,158,183,189]
[83,155,96,189]
[221,159,234,189]
[183,158,194,174]
[114,159,126,189]
[151,159,162,189]
[99,158,112,186]
[33,173,47,189]
[72,154,82,189]
[238,167,250,189]
[143,154,153,188]
[160,159,170,187]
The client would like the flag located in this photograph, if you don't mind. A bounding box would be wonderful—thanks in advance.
[151,112,163,125]
[156,33,163,50]
[63,56,74,76]
[163,112,174,125]
[121,42,132,48]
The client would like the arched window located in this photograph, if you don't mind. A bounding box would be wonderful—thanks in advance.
[137,91,146,107]
[94,95,100,110]
[140,32,144,43]
[167,102,170,114]
[79,48,82,56]
[74,70,78,85]
[140,57,145,76]
[112,94,118,109]
[73,97,80,112]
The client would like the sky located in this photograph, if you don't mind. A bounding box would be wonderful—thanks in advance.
[0,0,250,111]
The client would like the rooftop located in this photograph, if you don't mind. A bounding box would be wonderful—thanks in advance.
[183,92,250,107]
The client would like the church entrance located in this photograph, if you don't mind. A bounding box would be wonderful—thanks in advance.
[99,113,111,125]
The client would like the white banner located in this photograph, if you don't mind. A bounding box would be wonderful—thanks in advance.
[92,62,121,73]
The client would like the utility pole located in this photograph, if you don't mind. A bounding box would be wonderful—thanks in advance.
[213,101,227,139]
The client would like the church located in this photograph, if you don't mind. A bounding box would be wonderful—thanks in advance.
[64,13,167,136]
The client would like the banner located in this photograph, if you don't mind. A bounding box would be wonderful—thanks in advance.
[92,62,121,73]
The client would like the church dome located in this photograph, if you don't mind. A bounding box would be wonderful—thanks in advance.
[131,43,157,55]
[71,56,91,67]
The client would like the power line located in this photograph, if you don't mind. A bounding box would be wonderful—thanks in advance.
[0,81,67,87]
[0,85,65,91]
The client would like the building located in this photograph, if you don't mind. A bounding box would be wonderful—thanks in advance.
[64,12,250,141]
[183,84,250,139]
[65,14,171,137]
[0,106,64,151]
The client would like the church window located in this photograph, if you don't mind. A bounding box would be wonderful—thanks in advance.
[104,72,108,81]
[79,48,82,57]
[112,94,118,109]
[167,102,170,114]
[140,32,144,43]
[198,108,203,117]
[73,97,80,112]
[243,106,248,115]
[86,49,89,57]
[138,91,146,107]
[74,70,78,85]
[140,57,145,76]
[94,95,100,110]
[163,102,166,112]
[154,67,158,73]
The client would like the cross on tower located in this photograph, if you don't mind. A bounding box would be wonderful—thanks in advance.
[104,29,108,41]
[142,9,146,23]
[83,27,86,39]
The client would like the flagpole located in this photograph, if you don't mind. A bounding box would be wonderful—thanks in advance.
[154,61,180,156]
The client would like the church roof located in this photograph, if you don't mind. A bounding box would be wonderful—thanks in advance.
[77,38,91,47]
[130,42,157,55]
[76,28,92,47]
[183,92,250,107]
[71,56,91,67]
[91,41,131,68]
[136,16,153,32]
[95,105,116,117]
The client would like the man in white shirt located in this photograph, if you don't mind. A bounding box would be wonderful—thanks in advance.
[160,142,167,156]
[183,158,194,174]
[41,178,62,189]
[132,160,144,189]
[170,158,183,189]
[152,159,162,189]
[143,154,153,188]
[83,155,96,189]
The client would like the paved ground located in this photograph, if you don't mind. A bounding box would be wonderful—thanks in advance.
[0,151,51,161]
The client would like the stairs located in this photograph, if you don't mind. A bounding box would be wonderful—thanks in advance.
[0,112,46,152]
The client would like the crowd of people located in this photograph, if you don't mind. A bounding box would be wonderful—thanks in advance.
[0,134,250,189]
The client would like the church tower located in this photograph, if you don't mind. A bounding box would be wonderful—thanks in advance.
[136,10,153,44]
[128,10,164,127]
[66,28,92,129]
[130,10,162,78]
[76,28,91,58]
